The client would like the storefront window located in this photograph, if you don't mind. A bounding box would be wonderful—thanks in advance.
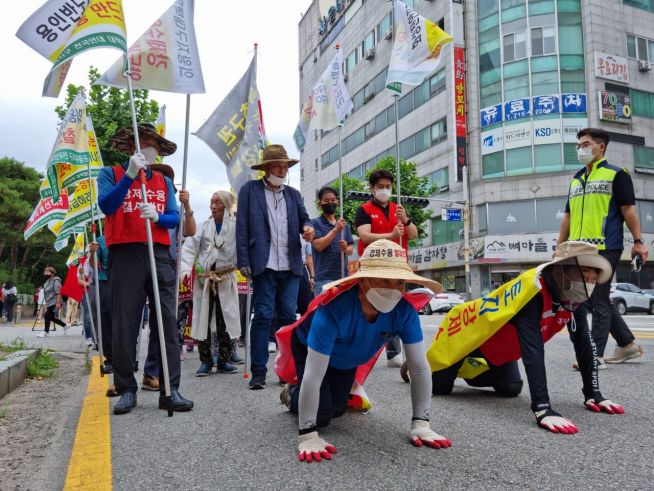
[482,152,505,178]
[506,147,533,175]
[534,143,563,173]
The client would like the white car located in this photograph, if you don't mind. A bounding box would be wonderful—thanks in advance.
[422,291,465,315]
[609,283,654,315]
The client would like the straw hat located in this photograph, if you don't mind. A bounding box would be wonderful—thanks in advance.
[323,239,443,293]
[110,122,177,156]
[541,241,612,284]
[251,144,299,171]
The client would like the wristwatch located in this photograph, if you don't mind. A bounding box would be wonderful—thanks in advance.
[404,219,413,226]
[633,238,644,244]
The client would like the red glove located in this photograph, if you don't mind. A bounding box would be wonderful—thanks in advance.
[585,399,625,414]
[297,431,337,463]
[535,409,578,434]
[409,420,452,449]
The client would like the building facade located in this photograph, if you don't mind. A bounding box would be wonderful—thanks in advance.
[298,0,654,296]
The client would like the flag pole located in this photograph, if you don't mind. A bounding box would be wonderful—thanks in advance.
[125,60,174,417]
[335,44,346,279]
[393,93,402,248]
[81,92,105,375]
[175,94,191,315]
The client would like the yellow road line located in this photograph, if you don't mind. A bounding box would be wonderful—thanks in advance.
[63,355,112,491]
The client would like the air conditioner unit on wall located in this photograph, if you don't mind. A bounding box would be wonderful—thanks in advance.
[365,48,375,60]
[384,28,393,40]
[638,60,651,72]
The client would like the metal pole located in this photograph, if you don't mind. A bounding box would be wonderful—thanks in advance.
[338,124,345,278]
[126,71,173,416]
[82,105,105,374]
[393,94,402,248]
[175,94,192,312]
[462,165,471,300]
[84,289,98,348]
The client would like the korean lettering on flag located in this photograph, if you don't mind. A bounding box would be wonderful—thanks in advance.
[293,49,353,151]
[57,179,104,240]
[17,0,128,97]
[194,53,266,194]
[386,0,453,90]
[24,191,70,240]
[66,232,86,266]
[97,0,205,94]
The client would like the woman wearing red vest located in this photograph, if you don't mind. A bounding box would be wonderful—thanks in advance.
[430,241,625,434]
[355,169,418,368]
[98,123,193,415]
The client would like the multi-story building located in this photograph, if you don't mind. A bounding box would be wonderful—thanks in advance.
[298,0,654,296]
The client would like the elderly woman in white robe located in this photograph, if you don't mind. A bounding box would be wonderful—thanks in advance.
[181,190,241,376]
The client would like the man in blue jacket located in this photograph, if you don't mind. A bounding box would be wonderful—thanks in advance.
[236,144,314,390]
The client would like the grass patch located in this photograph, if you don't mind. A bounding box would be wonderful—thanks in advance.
[0,406,7,418]
[27,349,59,379]
[0,338,28,354]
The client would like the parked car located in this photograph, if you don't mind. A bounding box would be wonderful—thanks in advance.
[422,291,465,315]
[609,283,654,315]
[644,289,654,297]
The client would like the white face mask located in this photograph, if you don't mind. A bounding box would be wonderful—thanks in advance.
[563,280,595,304]
[577,147,594,165]
[365,286,403,313]
[374,188,392,202]
[141,146,159,165]
[267,174,286,187]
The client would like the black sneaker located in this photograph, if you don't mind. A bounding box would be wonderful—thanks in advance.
[159,388,194,412]
[249,373,266,390]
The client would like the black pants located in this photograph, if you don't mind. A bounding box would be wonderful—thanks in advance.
[44,305,66,332]
[573,250,635,357]
[288,330,356,428]
[432,350,523,397]
[297,266,314,316]
[110,244,181,394]
[4,301,17,323]
[198,289,232,365]
[91,280,113,362]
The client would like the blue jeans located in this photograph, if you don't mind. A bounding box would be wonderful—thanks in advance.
[250,269,300,376]
[313,279,333,296]
[81,295,93,340]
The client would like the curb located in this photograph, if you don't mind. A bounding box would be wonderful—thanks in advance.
[0,349,39,400]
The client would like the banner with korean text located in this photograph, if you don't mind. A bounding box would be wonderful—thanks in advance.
[194,52,267,193]
[57,178,103,240]
[24,191,70,240]
[386,0,453,92]
[97,0,205,94]
[66,232,86,266]
[293,49,352,151]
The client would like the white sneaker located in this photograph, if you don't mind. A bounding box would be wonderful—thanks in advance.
[63,324,70,335]
[37,332,48,338]
[268,341,277,353]
[387,353,404,368]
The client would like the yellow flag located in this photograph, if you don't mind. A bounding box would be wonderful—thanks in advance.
[66,232,86,266]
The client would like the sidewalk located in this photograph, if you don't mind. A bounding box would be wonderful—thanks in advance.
[0,320,91,354]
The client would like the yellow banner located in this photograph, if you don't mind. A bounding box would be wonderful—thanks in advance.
[66,232,86,266]
[426,268,542,372]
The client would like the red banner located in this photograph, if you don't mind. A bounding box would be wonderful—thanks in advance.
[453,45,467,181]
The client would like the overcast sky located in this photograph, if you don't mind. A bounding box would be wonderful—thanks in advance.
[1,0,313,224]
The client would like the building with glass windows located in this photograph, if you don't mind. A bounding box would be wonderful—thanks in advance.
[298,0,654,295]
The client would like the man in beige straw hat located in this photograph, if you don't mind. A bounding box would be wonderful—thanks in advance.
[427,241,624,435]
[236,143,314,390]
[275,239,451,463]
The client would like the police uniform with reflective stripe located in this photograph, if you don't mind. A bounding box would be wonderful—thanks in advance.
[565,158,635,251]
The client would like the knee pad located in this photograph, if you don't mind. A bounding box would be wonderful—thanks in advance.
[493,380,523,398]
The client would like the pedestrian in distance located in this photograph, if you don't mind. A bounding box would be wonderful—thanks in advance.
[236,144,315,390]
[310,186,354,295]
[557,128,647,366]
[37,267,69,337]
[98,122,193,415]
[2,280,18,324]
[278,239,451,463]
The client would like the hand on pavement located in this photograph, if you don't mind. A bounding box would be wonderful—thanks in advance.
[127,152,147,179]
[137,203,159,222]
[240,267,252,278]
[409,420,452,449]
[297,431,337,463]
[535,410,578,434]
[585,399,625,414]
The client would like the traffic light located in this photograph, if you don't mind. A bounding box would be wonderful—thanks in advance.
[401,196,430,208]
[345,191,373,201]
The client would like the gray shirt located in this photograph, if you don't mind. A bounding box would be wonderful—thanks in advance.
[43,277,62,307]
[264,182,290,271]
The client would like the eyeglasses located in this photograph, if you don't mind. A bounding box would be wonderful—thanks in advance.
[575,142,595,150]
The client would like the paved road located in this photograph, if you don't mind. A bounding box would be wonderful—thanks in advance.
[2,316,653,490]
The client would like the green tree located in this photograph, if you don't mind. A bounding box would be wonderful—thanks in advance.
[0,157,68,292]
[55,67,160,167]
[328,156,435,244]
